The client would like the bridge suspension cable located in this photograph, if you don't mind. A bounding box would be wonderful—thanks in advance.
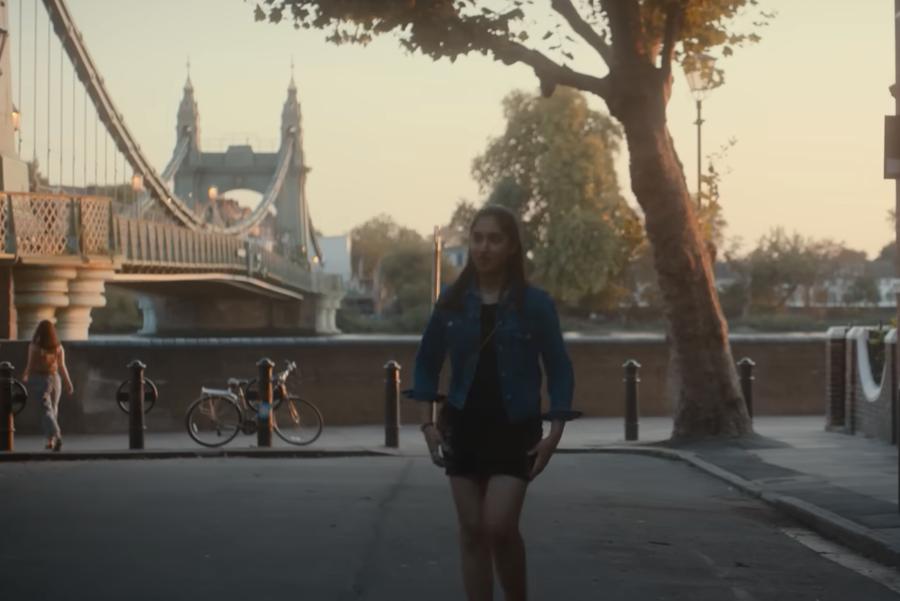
[30,0,35,165]
[16,0,22,156]
[57,27,62,188]
[44,13,49,183]
[40,0,296,235]
[8,0,303,239]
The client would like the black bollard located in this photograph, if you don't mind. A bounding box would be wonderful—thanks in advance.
[737,357,756,419]
[623,359,640,442]
[128,360,146,450]
[384,361,401,449]
[257,358,274,448]
[0,362,14,452]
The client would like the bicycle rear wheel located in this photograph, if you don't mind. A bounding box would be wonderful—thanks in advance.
[11,380,27,416]
[273,397,323,446]
[185,395,242,447]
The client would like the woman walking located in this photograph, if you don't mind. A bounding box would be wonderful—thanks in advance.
[22,320,74,452]
[409,205,579,601]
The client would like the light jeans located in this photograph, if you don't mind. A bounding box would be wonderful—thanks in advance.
[29,374,62,440]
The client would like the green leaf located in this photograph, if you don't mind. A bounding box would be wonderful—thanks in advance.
[470,87,640,307]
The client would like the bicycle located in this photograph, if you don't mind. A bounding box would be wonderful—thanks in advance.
[184,360,323,448]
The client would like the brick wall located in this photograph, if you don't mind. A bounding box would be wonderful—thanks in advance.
[841,327,897,444]
[3,333,826,435]
[826,327,848,429]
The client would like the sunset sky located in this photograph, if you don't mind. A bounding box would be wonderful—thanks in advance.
[12,0,898,258]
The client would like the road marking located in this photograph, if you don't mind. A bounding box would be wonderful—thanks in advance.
[781,527,900,594]
[732,589,758,601]
[693,549,760,601]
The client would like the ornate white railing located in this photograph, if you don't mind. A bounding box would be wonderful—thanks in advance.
[113,216,244,271]
[2,193,112,257]
[0,193,341,296]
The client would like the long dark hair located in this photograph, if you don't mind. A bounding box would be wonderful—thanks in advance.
[438,204,528,312]
[32,320,60,351]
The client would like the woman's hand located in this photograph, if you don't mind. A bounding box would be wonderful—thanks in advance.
[422,424,445,468]
[527,434,561,480]
[64,381,74,395]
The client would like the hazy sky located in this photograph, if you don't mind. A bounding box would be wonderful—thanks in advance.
[11,0,898,258]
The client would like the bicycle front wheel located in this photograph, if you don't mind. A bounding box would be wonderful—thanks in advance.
[185,395,242,447]
[273,397,323,446]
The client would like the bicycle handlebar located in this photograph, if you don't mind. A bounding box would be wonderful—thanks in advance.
[273,360,298,385]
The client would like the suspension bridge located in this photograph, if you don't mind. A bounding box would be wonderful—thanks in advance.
[0,0,344,340]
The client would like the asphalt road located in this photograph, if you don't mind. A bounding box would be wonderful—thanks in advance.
[1,453,898,600]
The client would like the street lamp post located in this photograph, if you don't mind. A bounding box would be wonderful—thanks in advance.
[893,0,900,512]
[684,54,718,210]
[131,172,144,219]
[207,185,218,224]
[11,104,19,157]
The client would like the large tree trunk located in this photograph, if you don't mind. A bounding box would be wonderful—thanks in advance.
[607,72,751,440]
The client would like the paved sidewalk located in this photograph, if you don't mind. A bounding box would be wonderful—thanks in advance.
[5,415,900,568]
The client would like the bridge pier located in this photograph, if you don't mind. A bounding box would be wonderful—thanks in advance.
[13,267,77,340]
[134,288,343,336]
[55,269,115,340]
[315,296,340,335]
[299,293,342,336]
[12,266,113,341]
[0,267,16,339]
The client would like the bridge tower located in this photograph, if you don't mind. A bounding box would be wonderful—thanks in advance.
[129,72,341,337]
[176,73,201,163]
[169,74,319,266]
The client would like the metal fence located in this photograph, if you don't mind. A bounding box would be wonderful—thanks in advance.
[0,193,341,296]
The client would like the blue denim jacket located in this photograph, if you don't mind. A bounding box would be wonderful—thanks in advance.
[409,284,579,423]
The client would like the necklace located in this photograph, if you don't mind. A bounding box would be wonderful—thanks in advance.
[476,305,499,355]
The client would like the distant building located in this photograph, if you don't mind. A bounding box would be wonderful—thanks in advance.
[439,226,468,269]
[215,195,277,251]
[443,244,467,269]
[315,234,352,283]
[781,258,896,308]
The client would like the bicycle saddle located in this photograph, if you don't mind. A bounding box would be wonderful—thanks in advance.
[227,378,250,387]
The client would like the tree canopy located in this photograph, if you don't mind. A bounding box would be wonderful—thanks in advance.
[724,228,869,313]
[254,1,770,104]
[472,86,641,306]
[350,214,423,282]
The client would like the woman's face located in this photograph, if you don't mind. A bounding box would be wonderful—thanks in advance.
[469,215,517,277]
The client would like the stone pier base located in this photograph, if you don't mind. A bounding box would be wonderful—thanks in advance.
[137,290,343,336]
[12,266,114,340]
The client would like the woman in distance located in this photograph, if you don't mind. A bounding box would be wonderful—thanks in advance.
[22,320,74,452]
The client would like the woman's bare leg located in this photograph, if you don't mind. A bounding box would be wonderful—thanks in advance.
[483,475,529,601]
[449,475,492,601]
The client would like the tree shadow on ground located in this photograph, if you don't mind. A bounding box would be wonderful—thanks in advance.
[645,432,792,451]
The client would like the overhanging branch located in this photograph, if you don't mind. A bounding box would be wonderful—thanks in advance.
[598,0,643,64]
[259,1,611,99]
[660,2,685,79]
[550,0,612,67]
[485,34,610,99]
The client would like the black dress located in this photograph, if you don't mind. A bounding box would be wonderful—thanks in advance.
[439,303,543,482]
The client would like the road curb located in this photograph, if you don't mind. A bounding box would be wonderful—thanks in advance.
[577,445,900,569]
[0,448,398,461]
